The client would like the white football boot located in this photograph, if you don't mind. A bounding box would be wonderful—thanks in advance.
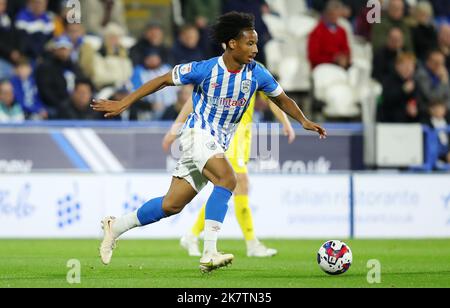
[199,253,234,273]
[180,234,202,257]
[99,217,118,265]
[247,239,278,258]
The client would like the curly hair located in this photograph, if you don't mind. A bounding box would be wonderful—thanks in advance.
[211,11,255,46]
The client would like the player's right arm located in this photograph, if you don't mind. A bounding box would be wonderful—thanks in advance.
[162,98,194,153]
[91,71,175,118]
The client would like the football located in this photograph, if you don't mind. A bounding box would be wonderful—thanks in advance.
[317,240,353,275]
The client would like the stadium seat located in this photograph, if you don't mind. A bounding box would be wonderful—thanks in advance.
[262,14,288,40]
[338,18,355,49]
[278,57,300,91]
[283,0,308,16]
[287,15,318,39]
[312,64,348,102]
[323,83,359,118]
[264,40,283,76]
[266,0,308,17]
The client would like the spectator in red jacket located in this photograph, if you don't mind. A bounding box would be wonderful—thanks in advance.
[308,0,351,70]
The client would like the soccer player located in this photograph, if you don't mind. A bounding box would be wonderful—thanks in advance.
[162,92,296,258]
[92,12,327,273]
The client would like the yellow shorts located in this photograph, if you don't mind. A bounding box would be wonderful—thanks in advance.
[226,123,252,174]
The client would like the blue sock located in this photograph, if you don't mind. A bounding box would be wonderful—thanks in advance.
[205,186,232,223]
[137,197,167,226]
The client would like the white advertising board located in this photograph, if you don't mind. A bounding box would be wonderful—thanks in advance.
[2,174,450,239]
[354,174,450,238]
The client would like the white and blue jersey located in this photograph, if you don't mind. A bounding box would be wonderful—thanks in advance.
[172,56,283,151]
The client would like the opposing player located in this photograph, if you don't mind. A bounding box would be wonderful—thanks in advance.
[92,12,327,272]
[162,92,296,258]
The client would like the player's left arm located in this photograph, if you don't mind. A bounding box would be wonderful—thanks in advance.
[267,99,296,144]
[270,92,327,139]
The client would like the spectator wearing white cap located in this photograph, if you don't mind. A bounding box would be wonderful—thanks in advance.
[92,22,133,90]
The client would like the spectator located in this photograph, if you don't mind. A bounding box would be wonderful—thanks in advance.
[59,79,101,120]
[35,36,85,118]
[353,0,390,40]
[308,0,351,70]
[183,0,223,57]
[10,58,47,120]
[92,22,133,89]
[438,24,450,73]
[0,0,22,80]
[416,50,450,112]
[371,0,413,52]
[309,0,363,19]
[161,85,193,121]
[130,23,171,66]
[170,24,205,65]
[0,80,25,122]
[80,0,127,36]
[373,27,406,83]
[64,23,96,80]
[423,99,450,164]
[53,0,72,37]
[183,0,221,27]
[379,52,419,123]
[15,0,55,60]
[354,4,373,41]
[130,48,178,120]
[411,1,438,61]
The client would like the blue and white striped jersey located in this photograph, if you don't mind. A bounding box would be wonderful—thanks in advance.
[172,56,283,151]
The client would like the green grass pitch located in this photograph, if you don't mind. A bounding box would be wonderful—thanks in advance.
[1,239,450,288]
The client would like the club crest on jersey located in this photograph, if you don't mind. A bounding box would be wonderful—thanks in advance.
[180,64,192,75]
[206,141,217,151]
[241,80,252,94]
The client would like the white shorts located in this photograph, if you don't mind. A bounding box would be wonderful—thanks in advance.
[172,128,225,192]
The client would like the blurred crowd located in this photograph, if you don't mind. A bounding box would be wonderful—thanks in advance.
[0,0,449,149]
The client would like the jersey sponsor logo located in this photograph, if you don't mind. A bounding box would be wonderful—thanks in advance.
[180,63,193,75]
[210,97,248,108]
[241,80,252,94]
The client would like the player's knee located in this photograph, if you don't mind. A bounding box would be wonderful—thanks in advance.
[218,172,237,192]
[162,198,185,216]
